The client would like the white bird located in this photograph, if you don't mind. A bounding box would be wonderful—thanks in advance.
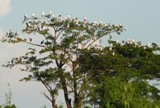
[110,44,113,48]
[100,21,103,24]
[49,11,52,16]
[67,14,70,20]
[131,39,135,42]
[119,24,123,28]
[52,14,55,18]
[116,40,119,43]
[64,17,67,20]
[104,23,107,27]
[73,17,78,25]
[98,45,103,50]
[58,15,62,22]
[32,13,35,18]
[128,39,134,44]
[84,16,87,22]
[109,47,112,51]
[26,22,31,27]
[42,26,46,30]
[146,43,150,47]
[73,17,78,21]
[41,11,45,17]
[75,20,79,25]
[112,51,115,56]
[94,21,97,24]
[67,24,70,28]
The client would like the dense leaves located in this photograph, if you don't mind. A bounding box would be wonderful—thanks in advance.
[79,40,160,108]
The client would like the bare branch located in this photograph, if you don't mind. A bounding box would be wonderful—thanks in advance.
[42,92,52,102]
[86,37,101,49]
[40,79,52,94]
[56,29,64,40]
[24,41,45,47]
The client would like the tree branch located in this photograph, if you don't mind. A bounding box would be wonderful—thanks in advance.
[24,41,45,47]
[42,92,52,102]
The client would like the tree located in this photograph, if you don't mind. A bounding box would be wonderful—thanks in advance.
[1,12,124,108]
[79,39,160,108]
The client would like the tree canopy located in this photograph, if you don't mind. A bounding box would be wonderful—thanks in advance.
[1,12,160,108]
[79,39,160,108]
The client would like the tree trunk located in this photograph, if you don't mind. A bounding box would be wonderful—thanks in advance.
[51,96,57,108]
[74,94,82,108]
[57,61,72,108]
[60,72,72,108]
[62,82,72,108]
[73,62,82,108]
[73,73,82,108]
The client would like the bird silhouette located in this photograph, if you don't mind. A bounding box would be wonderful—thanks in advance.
[29,38,32,42]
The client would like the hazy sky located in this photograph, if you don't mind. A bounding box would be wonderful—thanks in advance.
[0,0,160,107]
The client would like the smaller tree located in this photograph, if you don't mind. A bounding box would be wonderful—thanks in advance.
[0,84,16,108]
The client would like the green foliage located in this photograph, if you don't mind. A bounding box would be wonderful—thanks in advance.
[2,12,160,108]
[83,106,91,108]
[1,12,124,108]
[0,84,16,108]
[3,105,16,108]
[79,39,160,108]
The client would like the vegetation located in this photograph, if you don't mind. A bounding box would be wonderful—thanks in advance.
[79,40,160,108]
[1,12,160,108]
[0,84,16,108]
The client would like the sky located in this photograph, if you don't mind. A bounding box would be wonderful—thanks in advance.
[0,0,160,107]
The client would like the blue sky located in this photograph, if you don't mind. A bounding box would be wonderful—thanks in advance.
[0,0,160,107]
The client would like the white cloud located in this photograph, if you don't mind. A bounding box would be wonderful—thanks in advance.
[0,0,11,16]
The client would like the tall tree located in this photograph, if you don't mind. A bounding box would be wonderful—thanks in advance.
[1,12,124,108]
